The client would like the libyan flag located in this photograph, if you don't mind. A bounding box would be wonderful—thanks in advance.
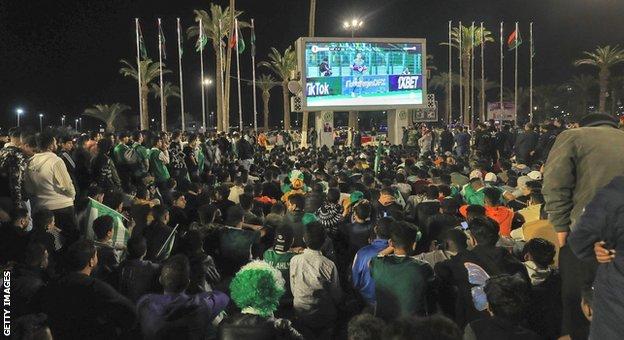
[230,22,245,54]
[86,198,129,248]
[508,28,522,50]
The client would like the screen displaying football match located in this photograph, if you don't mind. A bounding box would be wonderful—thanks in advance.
[300,38,426,110]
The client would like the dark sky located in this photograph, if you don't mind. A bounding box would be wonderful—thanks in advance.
[1,0,624,129]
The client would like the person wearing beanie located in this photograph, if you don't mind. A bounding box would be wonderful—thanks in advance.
[219,261,303,339]
[263,226,298,309]
[543,112,624,339]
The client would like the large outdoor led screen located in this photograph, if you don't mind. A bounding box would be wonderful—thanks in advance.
[298,38,427,111]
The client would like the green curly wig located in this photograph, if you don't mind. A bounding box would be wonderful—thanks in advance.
[229,261,286,317]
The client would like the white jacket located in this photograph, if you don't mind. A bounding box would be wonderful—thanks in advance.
[25,152,75,211]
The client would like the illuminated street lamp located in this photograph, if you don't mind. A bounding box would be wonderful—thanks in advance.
[203,78,213,128]
[343,18,364,37]
[62,115,66,127]
[75,118,79,131]
[16,108,24,127]
[38,113,44,131]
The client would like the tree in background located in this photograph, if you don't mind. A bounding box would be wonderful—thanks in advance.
[150,82,181,130]
[255,74,279,131]
[84,103,131,132]
[119,59,169,129]
[259,46,297,130]
[574,45,624,112]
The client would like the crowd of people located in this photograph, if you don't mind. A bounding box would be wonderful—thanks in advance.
[1,112,622,340]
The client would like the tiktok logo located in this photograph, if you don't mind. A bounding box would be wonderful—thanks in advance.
[307,82,330,96]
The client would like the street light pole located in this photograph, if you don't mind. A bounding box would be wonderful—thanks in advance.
[75,119,79,131]
[39,113,43,132]
[16,108,24,127]
[203,78,213,129]
[62,115,66,127]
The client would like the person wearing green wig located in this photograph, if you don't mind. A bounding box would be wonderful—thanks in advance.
[219,260,303,339]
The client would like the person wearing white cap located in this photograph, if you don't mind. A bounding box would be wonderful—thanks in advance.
[527,170,542,181]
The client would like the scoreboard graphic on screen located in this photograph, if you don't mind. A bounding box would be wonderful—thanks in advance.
[297,37,427,111]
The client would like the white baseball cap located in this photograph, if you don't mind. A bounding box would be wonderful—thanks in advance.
[527,170,543,181]
[484,172,498,182]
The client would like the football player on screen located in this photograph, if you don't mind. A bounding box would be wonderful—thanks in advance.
[319,57,332,76]
[350,52,368,97]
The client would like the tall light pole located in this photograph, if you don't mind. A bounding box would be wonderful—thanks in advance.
[343,18,363,37]
[203,78,213,129]
[75,119,79,131]
[16,108,24,127]
[79,117,83,131]
[62,115,66,127]
[38,113,44,131]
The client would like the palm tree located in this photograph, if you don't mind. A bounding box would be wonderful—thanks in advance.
[441,25,494,125]
[187,4,246,131]
[561,75,596,116]
[255,74,279,131]
[119,59,170,129]
[574,45,624,112]
[429,72,460,122]
[533,84,562,122]
[301,0,317,144]
[84,103,131,132]
[259,46,297,130]
[150,82,181,131]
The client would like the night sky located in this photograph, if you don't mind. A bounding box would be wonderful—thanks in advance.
[1,0,624,130]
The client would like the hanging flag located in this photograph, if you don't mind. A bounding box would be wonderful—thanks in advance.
[230,20,245,54]
[138,23,148,59]
[507,28,522,50]
[177,20,184,57]
[159,21,167,60]
[196,20,208,52]
[250,20,256,57]
[156,224,179,260]
[86,198,129,248]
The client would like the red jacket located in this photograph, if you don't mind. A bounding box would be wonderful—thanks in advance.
[460,205,514,236]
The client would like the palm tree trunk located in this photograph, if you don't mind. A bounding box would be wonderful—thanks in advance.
[302,0,317,145]
[599,68,609,112]
[141,86,149,130]
[214,45,224,132]
[263,91,270,131]
[224,0,235,131]
[282,82,291,130]
[162,101,167,131]
[107,121,115,132]
[445,88,451,123]
[462,56,470,126]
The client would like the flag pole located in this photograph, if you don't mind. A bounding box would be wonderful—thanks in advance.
[471,21,475,128]
[235,19,243,132]
[218,19,226,132]
[251,19,258,132]
[514,22,518,126]
[177,18,185,131]
[448,20,452,125]
[135,19,143,127]
[480,22,485,123]
[458,21,463,126]
[500,22,504,114]
[530,22,534,123]
[158,18,166,131]
[199,18,206,131]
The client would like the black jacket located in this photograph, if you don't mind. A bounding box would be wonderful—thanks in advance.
[513,130,539,164]
[144,221,174,261]
[219,313,303,340]
[465,316,541,340]
[115,258,161,303]
[12,264,48,318]
[41,271,136,339]
[440,130,455,152]
[435,245,528,326]
[236,138,254,160]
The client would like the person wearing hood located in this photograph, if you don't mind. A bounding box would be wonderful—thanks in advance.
[373,187,402,221]
[137,254,229,340]
[24,132,77,242]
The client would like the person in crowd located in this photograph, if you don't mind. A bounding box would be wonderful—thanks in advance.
[424,198,463,247]
[0,127,29,212]
[290,222,342,338]
[263,225,298,310]
[415,228,468,269]
[461,187,513,236]
[11,243,49,318]
[463,275,540,340]
[24,132,78,243]
[543,113,624,339]
[116,236,161,302]
[41,239,136,339]
[91,215,119,281]
[434,217,527,326]
[169,191,190,232]
[92,137,122,192]
[352,217,392,306]
[214,183,236,224]
[454,126,470,157]
[216,206,261,278]
[285,193,307,248]
[383,314,462,340]
[514,123,539,165]
[220,260,303,339]
[57,135,78,191]
[0,208,31,264]
[370,221,433,321]
[137,254,229,339]
[149,135,171,193]
[347,314,386,340]
[340,200,373,263]
[143,204,173,261]
[181,229,220,294]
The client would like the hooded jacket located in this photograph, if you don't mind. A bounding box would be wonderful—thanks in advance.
[24,151,75,211]
[460,204,514,236]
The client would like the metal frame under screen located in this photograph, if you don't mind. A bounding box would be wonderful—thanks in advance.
[296,37,428,111]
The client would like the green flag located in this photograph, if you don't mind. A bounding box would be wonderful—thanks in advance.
[87,198,129,247]
[230,22,245,54]
[138,23,148,59]
[507,28,522,51]
[159,22,167,60]
[250,21,256,57]
[156,224,179,260]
